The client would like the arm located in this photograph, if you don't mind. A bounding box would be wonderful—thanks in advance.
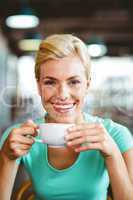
[65,123,133,200]
[0,120,38,200]
[0,150,19,200]
[105,148,133,200]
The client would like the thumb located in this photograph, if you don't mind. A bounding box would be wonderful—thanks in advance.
[21,119,38,129]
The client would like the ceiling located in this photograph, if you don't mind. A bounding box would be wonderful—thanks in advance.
[0,0,133,56]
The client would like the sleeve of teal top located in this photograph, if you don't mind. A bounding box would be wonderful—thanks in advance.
[103,119,133,153]
[0,124,22,164]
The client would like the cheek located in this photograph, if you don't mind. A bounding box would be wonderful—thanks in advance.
[74,94,86,107]
[40,87,54,102]
[75,87,86,98]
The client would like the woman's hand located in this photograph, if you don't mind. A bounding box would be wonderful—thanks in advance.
[65,123,119,158]
[1,120,38,160]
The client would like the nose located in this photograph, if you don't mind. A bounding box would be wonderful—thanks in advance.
[56,83,70,100]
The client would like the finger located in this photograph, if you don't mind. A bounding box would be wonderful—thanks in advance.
[19,143,33,150]
[65,129,103,141]
[14,135,35,145]
[67,137,85,146]
[13,126,37,137]
[67,123,101,132]
[9,144,32,159]
[21,119,38,129]
[14,148,30,157]
[66,135,104,146]
[67,124,95,132]
[9,140,33,151]
[75,142,102,152]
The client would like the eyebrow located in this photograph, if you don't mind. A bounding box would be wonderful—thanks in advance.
[42,76,81,81]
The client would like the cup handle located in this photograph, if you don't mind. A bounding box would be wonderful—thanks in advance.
[34,138,43,143]
[35,129,44,143]
[26,129,44,143]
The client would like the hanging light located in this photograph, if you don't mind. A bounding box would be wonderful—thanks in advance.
[6,15,39,29]
[5,1,39,29]
[87,36,107,58]
[18,32,42,51]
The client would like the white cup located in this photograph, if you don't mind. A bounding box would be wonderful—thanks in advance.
[37,123,74,147]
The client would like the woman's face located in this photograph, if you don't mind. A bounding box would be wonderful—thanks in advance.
[38,55,90,123]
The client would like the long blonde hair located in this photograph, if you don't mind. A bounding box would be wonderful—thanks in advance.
[35,34,91,81]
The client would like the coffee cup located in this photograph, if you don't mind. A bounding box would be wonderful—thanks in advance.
[36,123,74,147]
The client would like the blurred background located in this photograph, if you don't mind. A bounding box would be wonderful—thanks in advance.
[0,0,133,197]
[0,0,133,134]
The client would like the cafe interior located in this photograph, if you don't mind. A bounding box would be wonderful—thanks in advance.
[0,0,133,199]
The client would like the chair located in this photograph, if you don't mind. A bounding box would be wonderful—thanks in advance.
[14,180,34,200]
[15,180,113,200]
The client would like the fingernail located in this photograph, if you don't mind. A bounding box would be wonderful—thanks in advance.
[67,141,72,146]
[67,128,73,133]
[26,135,33,139]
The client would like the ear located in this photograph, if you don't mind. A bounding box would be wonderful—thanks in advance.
[37,81,41,96]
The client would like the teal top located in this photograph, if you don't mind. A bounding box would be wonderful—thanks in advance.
[0,113,133,200]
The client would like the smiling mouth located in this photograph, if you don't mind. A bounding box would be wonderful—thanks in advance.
[52,103,76,113]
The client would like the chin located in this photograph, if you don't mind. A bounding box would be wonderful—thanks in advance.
[50,113,77,124]
[46,110,79,123]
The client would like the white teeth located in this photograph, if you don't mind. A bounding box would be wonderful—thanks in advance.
[53,104,76,113]
[53,104,74,109]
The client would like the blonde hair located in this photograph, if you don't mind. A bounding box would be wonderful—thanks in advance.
[35,34,91,81]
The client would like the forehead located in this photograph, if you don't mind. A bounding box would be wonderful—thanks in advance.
[40,56,86,79]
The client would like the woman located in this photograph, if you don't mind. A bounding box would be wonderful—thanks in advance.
[0,34,133,200]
